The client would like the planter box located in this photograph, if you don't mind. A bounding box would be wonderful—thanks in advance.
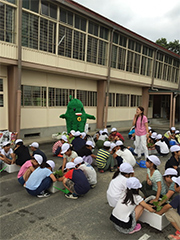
[139,196,170,231]
[48,181,68,194]
[2,162,20,173]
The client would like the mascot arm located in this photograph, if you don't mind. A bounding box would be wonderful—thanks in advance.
[59,114,66,119]
[86,114,96,120]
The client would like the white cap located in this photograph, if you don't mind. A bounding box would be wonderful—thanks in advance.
[86,140,94,148]
[126,177,142,190]
[116,140,123,146]
[81,132,86,139]
[171,127,176,131]
[29,142,39,148]
[147,155,161,166]
[2,141,11,147]
[65,162,75,170]
[103,141,111,147]
[99,130,103,135]
[34,154,43,165]
[148,127,152,130]
[74,157,83,165]
[156,134,162,140]
[61,143,70,154]
[172,176,180,187]
[60,135,68,142]
[15,139,23,145]
[163,168,178,177]
[111,127,117,133]
[175,130,179,134]
[120,162,134,173]
[46,160,55,171]
[151,132,157,139]
[103,128,108,134]
[70,130,75,136]
[74,131,81,137]
[110,143,116,151]
[170,145,180,152]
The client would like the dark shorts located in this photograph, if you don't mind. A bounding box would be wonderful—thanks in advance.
[18,176,25,185]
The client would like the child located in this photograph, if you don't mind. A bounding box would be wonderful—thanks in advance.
[25,160,56,197]
[71,131,86,152]
[141,155,166,202]
[96,141,115,173]
[17,154,43,185]
[76,140,96,165]
[165,145,180,176]
[66,130,75,144]
[109,127,124,142]
[107,162,134,208]
[156,176,180,240]
[164,127,176,140]
[58,162,90,199]
[0,141,13,164]
[155,134,169,156]
[12,139,31,166]
[113,141,136,167]
[110,177,155,234]
[52,135,68,156]
[29,142,47,162]
[74,156,97,188]
[61,143,78,172]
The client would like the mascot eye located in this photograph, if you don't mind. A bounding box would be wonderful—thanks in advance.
[73,108,76,111]
[81,108,83,111]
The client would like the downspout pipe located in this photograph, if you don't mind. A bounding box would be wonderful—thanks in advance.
[16,0,22,137]
[151,49,158,91]
[104,29,114,128]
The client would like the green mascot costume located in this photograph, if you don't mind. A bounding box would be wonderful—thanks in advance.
[59,95,96,133]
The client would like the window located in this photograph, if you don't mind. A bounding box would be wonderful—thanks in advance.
[22,0,39,13]
[131,95,141,107]
[75,15,86,31]
[88,21,98,36]
[135,43,141,53]
[111,45,118,68]
[41,1,57,19]
[126,51,134,72]
[113,32,119,44]
[117,47,126,70]
[116,93,129,107]
[100,26,108,40]
[5,0,16,4]
[133,53,140,74]
[108,93,115,107]
[119,35,127,47]
[87,36,98,64]
[77,90,97,106]
[60,8,73,26]
[40,18,56,53]
[140,56,147,75]
[0,3,15,43]
[21,85,46,107]
[128,39,135,50]
[0,79,3,107]
[98,40,107,65]
[58,25,72,58]
[73,30,86,60]
[49,88,75,106]
[22,12,38,49]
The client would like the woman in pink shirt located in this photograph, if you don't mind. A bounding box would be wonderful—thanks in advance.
[133,106,149,160]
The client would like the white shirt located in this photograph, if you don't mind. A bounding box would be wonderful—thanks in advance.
[63,151,78,162]
[1,148,13,158]
[155,141,169,154]
[107,174,127,208]
[116,149,136,167]
[112,194,143,222]
[78,162,97,185]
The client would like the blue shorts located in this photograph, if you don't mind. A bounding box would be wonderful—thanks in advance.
[18,176,25,185]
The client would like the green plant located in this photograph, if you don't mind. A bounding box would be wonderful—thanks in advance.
[53,169,63,178]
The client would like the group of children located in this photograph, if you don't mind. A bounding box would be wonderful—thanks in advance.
[0,124,180,239]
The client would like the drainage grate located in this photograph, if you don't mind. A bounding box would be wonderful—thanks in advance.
[24,133,40,138]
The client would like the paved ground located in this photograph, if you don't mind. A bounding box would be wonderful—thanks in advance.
[0,129,179,240]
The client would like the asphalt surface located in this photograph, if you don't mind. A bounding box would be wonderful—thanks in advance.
[0,129,178,240]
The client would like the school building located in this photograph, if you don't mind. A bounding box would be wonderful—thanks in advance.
[0,0,179,138]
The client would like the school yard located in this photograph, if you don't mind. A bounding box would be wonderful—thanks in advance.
[0,127,179,240]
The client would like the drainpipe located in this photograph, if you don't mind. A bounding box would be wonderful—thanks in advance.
[16,0,22,137]
[104,29,114,128]
[151,49,158,91]
[172,92,179,127]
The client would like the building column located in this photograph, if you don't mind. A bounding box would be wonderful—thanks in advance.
[97,80,106,129]
[7,66,19,132]
[142,87,149,116]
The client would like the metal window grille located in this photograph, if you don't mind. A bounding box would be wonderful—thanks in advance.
[88,21,98,36]
[73,30,85,60]
[77,90,97,106]
[130,95,141,107]
[48,88,75,107]
[108,93,115,107]
[21,85,46,107]
[133,53,140,74]
[146,58,152,76]
[0,79,3,107]
[98,40,107,66]
[111,45,117,68]
[116,93,129,107]
[140,56,147,75]
[87,36,98,64]
[126,51,134,72]
[0,3,15,43]
[22,0,39,13]
[58,25,72,57]
[0,79,3,91]
[117,47,126,70]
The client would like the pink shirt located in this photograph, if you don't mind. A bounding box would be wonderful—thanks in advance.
[135,115,148,136]
[17,160,33,178]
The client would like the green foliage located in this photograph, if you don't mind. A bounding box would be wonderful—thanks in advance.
[156,38,180,55]
[54,169,63,178]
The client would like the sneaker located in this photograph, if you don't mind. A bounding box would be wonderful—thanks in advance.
[129,223,141,234]
[110,168,115,172]
[65,193,78,199]
[37,192,51,198]
[90,184,96,189]
[98,169,104,173]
